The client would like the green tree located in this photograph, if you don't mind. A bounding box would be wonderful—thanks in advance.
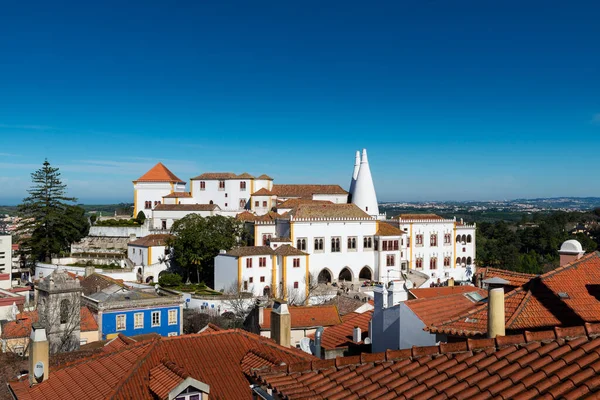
[168,214,247,283]
[17,160,89,264]
[135,211,147,224]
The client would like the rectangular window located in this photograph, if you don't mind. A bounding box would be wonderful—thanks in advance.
[254,201,259,207]
[152,311,161,327]
[430,234,438,247]
[416,258,423,269]
[294,282,299,289]
[168,309,177,325]
[393,240,399,250]
[240,181,246,191]
[314,238,324,252]
[363,237,373,249]
[296,238,307,251]
[168,332,178,337]
[246,258,252,268]
[262,201,267,207]
[249,277,253,283]
[200,181,206,190]
[243,281,248,290]
[161,220,167,229]
[134,312,144,329]
[386,254,395,267]
[260,276,265,282]
[116,314,126,331]
[444,233,451,245]
[219,180,225,190]
[430,257,438,269]
[293,258,300,268]
[145,201,151,209]
[331,237,341,252]
[259,257,266,267]
[382,241,388,251]
[347,237,357,251]
[416,234,423,246]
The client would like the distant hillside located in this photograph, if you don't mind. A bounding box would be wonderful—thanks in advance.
[0,203,133,217]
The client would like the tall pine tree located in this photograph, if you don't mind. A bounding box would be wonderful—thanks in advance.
[18,160,89,264]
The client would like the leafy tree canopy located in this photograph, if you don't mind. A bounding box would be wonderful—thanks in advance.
[168,214,247,283]
[18,160,89,263]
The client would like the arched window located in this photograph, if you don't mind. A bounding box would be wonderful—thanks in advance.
[467,257,472,265]
[314,238,323,251]
[461,235,466,243]
[456,257,461,265]
[456,235,461,243]
[209,200,214,205]
[240,199,246,208]
[430,257,437,269]
[297,238,306,251]
[461,257,467,265]
[60,299,70,324]
[240,181,247,190]
[467,235,472,243]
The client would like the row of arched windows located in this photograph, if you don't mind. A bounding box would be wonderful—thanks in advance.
[457,234,472,243]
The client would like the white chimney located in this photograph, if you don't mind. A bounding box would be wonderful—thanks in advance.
[29,323,49,385]
[271,300,291,347]
[352,326,361,342]
[387,280,407,306]
[484,277,509,338]
[351,149,379,216]
[558,239,584,267]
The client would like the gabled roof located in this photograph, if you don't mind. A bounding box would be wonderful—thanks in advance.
[129,234,173,247]
[80,273,127,296]
[276,198,333,209]
[236,211,259,221]
[236,172,255,179]
[273,244,307,257]
[135,163,185,183]
[260,305,341,330]
[271,184,348,199]
[162,192,192,198]
[1,307,98,339]
[153,203,220,212]
[404,290,488,326]
[308,310,373,350]
[226,246,275,257]
[191,172,237,180]
[375,221,403,236]
[475,266,537,288]
[9,329,314,400]
[291,203,371,219]
[251,188,273,196]
[256,174,273,180]
[249,323,600,400]
[429,251,600,337]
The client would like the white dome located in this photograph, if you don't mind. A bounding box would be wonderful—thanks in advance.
[559,239,584,255]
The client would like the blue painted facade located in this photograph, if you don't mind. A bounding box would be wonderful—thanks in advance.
[100,305,181,340]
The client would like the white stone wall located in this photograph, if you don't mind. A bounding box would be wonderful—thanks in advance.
[312,193,349,203]
[239,255,275,296]
[190,178,252,211]
[0,235,12,280]
[151,209,218,230]
[134,182,174,218]
[254,224,277,246]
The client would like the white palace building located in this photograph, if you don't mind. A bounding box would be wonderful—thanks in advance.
[132,149,476,300]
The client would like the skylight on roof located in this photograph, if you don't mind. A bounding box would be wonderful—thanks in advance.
[558,292,570,299]
[466,292,484,302]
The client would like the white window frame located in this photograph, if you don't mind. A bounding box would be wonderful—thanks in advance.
[168,332,178,337]
[168,309,177,325]
[152,311,161,327]
[116,314,126,331]
[134,312,144,329]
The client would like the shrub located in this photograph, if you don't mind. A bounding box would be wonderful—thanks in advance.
[158,273,183,287]
[135,211,146,224]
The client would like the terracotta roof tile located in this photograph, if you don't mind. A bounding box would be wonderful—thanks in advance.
[1,307,98,339]
[271,184,348,199]
[9,329,315,400]
[129,234,173,247]
[236,172,255,179]
[250,324,600,400]
[252,188,273,196]
[476,267,537,288]
[392,213,444,220]
[277,198,333,209]
[135,163,185,183]
[153,204,219,212]
[161,191,192,198]
[191,172,238,180]
[375,222,404,236]
[226,246,275,257]
[260,305,342,330]
[236,211,259,221]
[257,174,273,180]
[307,310,373,350]
[273,244,308,257]
[429,252,600,337]
[409,285,484,299]
[292,203,371,219]
[405,290,487,326]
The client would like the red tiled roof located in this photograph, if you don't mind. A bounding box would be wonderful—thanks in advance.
[308,310,373,350]
[404,290,488,326]
[276,198,333,209]
[260,305,342,330]
[375,221,403,236]
[9,329,314,400]
[292,203,371,219]
[149,360,190,399]
[129,234,173,247]
[252,188,273,196]
[236,211,259,221]
[392,213,444,220]
[249,323,600,400]
[135,163,185,183]
[256,174,273,180]
[1,307,98,339]
[476,266,537,287]
[429,251,600,337]
[161,192,192,198]
[198,323,222,334]
[409,285,483,299]
[191,172,237,180]
[271,184,348,199]
[273,244,307,257]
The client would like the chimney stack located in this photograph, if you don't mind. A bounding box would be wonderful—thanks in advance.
[484,278,509,338]
[29,323,49,385]
[558,239,585,267]
[84,266,95,277]
[271,300,291,347]
[352,326,362,342]
[447,277,455,287]
[387,280,408,306]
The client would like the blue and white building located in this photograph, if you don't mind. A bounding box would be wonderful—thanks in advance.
[81,274,183,340]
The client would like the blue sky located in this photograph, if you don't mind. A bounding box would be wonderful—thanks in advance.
[1,0,599,204]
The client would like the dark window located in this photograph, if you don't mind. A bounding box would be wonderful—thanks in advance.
[60,299,69,324]
[200,181,206,190]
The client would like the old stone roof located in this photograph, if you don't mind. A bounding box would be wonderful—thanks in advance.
[9,329,315,400]
[1,307,98,339]
[271,184,348,199]
[428,251,600,337]
[249,323,600,400]
[226,246,275,257]
[153,204,219,212]
[260,305,342,330]
[135,163,185,183]
[375,221,404,236]
[129,234,173,247]
[80,273,127,296]
[273,245,307,257]
[162,192,192,198]
[291,203,371,219]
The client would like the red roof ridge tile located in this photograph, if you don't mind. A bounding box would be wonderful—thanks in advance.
[160,358,191,379]
[104,340,160,399]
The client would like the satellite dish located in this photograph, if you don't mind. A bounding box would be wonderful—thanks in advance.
[364,337,371,345]
[34,361,44,382]
[299,338,312,354]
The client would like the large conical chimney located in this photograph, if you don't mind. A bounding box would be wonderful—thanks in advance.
[348,150,360,202]
[271,300,291,347]
[351,149,379,217]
